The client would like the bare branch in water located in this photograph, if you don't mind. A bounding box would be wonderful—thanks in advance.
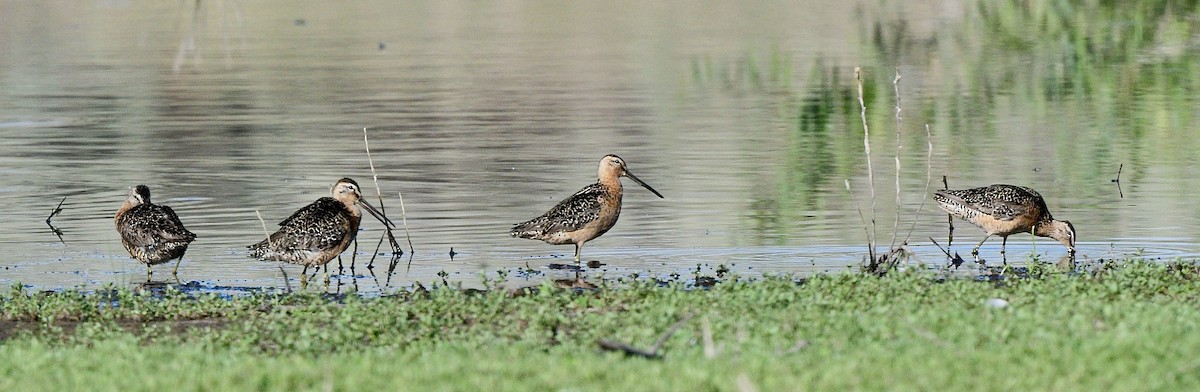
[846,180,873,259]
[1112,163,1124,198]
[45,197,65,224]
[890,67,903,250]
[257,210,290,292]
[854,67,877,263]
[903,124,935,245]
[254,210,269,239]
[46,197,66,243]
[363,127,405,259]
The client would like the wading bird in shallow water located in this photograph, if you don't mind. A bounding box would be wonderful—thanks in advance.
[248,178,394,287]
[511,154,664,265]
[115,185,197,281]
[934,184,1075,259]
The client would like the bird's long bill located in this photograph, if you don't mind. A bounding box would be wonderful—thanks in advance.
[358,198,397,228]
[624,170,664,198]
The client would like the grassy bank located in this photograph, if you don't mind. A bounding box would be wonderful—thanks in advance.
[2,261,1200,391]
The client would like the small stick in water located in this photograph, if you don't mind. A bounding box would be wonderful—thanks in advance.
[46,197,65,224]
[46,197,66,243]
[1112,163,1124,198]
[258,210,291,293]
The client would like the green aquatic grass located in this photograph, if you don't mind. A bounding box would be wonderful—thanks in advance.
[2,261,1200,391]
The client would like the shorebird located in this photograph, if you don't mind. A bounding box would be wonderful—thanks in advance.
[934,184,1075,257]
[511,154,664,265]
[114,185,197,281]
[248,178,394,286]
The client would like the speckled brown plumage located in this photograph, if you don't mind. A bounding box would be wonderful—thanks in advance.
[248,178,367,267]
[114,185,196,279]
[934,184,1075,255]
[511,154,663,264]
[512,182,613,243]
[248,178,394,288]
[249,196,359,266]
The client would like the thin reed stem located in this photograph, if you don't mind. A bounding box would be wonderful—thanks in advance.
[363,127,412,255]
[903,124,934,245]
[846,179,873,259]
[855,67,877,262]
[889,67,902,250]
[396,192,414,254]
[257,210,290,293]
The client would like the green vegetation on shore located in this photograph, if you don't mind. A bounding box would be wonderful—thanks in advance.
[2,261,1200,391]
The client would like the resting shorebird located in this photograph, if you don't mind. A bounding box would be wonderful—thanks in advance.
[115,185,197,281]
[934,184,1075,257]
[249,178,394,286]
[511,154,664,265]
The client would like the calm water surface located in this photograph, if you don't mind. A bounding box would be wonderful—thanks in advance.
[2,1,1200,294]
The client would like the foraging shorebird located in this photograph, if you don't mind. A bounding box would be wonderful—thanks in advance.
[248,178,394,285]
[934,184,1075,257]
[114,185,197,281]
[511,154,664,265]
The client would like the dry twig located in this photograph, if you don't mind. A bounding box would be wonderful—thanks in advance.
[597,312,697,359]
[846,180,873,255]
[855,67,878,263]
[257,210,291,293]
[903,124,934,244]
[1112,163,1124,198]
[362,128,405,264]
[45,197,66,243]
[890,68,903,250]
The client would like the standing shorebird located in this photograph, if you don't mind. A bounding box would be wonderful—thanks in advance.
[248,178,394,286]
[934,184,1075,258]
[114,185,197,281]
[511,154,664,265]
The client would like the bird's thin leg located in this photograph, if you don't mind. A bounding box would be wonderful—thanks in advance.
[146,264,153,282]
[574,243,582,266]
[947,214,954,249]
[1030,226,1037,255]
[972,234,991,265]
[1000,237,1009,266]
[301,265,309,290]
[172,257,184,284]
[971,235,990,256]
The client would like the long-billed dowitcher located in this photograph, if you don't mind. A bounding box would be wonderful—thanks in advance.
[934,184,1075,257]
[248,178,394,285]
[114,185,197,281]
[511,154,664,265]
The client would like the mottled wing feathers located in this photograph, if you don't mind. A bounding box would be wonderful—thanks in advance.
[252,197,352,256]
[1015,185,1054,221]
[934,184,1046,222]
[511,183,605,239]
[117,204,197,248]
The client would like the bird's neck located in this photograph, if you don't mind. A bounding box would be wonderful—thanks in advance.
[599,176,622,192]
[115,199,139,221]
[1033,220,1056,236]
[344,201,362,218]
